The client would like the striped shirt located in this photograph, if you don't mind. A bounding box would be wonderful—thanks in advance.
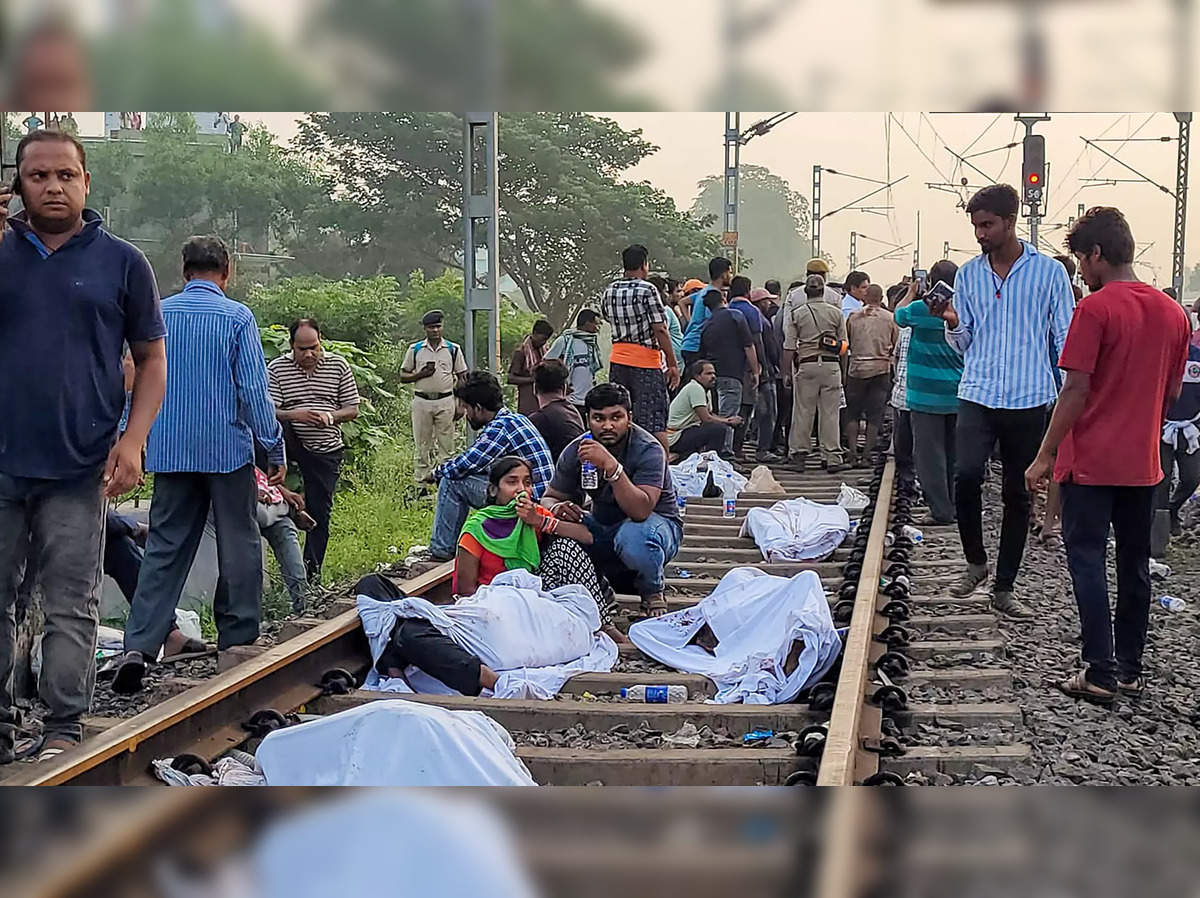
[435,408,555,499]
[267,353,361,453]
[145,280,285,474]
[946,241,1075,409]
[890,329,911,410]
[895,298,964,415]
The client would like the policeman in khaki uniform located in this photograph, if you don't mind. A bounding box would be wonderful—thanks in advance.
[401,310,468,484]
[781,275,848,473]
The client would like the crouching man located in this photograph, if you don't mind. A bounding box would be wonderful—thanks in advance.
[540,383,683,619]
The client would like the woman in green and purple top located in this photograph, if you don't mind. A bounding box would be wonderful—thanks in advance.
[893,260,963,524]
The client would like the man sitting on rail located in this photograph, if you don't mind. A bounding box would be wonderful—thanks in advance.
[540,383,683,620]
[418,372,554,567]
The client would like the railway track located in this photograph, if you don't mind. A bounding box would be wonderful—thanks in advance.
[4,440,1028,789]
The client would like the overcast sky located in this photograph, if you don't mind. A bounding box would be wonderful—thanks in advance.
[70,110,1197,288]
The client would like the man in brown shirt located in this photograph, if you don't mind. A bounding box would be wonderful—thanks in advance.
[844,284,898,467]
[782,274,848,472]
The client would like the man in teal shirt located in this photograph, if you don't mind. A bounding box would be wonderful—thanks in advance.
[893,260,963,524]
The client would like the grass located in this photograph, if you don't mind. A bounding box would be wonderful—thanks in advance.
[319,441,436,585]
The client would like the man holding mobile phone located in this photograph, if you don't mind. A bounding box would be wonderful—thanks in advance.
[0,130,166,760]
[930,184,1075,619]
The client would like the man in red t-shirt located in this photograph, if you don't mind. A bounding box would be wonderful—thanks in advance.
[1026,206,1190,705]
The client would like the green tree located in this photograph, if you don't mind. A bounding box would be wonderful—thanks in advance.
[86,117,322,292]
[304,0,648,108]
[294,113,720,329]
[691,164,813,281]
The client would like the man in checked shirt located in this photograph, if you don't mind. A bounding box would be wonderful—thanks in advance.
[600,244,681,451]
[419,372,554,565]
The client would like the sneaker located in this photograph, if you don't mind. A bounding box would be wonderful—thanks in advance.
[755,451,783,464]
[1056,670,1116,705]
[949,564,988,597]
[1116,675,1145,697]
[111,650,149,695]
[991,590,1035,619]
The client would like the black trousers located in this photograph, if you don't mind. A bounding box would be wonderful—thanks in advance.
[672,421,730,457]
[893,409,915,490]
[1060,483,1156,690]
[286,427,344,582]
[774,379,792,452]
[355,573,483,696]
[1157,435,1200,516]
[733,400,755,456]
[954,401,1046,592]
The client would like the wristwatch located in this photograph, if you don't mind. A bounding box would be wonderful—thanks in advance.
[604,462,624,482]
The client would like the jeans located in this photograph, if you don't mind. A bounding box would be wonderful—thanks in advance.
[672,421,730,457]
[714,377,743,454]
[124,466,262,656]
[1060,483,1156,690]
[954,401,1046,592]
[754,381,778,458]
[104,510,144,602]
[262,516,307,610]
[586,512,682,597]
[912,411,957,522]
[0,468,105,744]
[286,433,344,583]
[893,409,915,490]
[429,473,490,559]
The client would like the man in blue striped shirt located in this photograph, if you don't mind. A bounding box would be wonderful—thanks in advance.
[112,236,287,694]
[931,184,1075,618]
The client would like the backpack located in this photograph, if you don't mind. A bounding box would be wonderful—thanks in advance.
[413,339,460,367]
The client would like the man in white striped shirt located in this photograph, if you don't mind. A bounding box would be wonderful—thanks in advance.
[929,184,1075,618]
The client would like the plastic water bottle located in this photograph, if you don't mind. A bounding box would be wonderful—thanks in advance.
[900,524,923,543]
[722,475,737,518]
[1159,595,1185,612]
[580,433,599,490]
[620,685,689,703]
[677,494,687,517]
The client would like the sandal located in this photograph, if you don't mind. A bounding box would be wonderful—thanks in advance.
[14,734,80,762]
[639,594,669,619]
[1056,670,1116,705]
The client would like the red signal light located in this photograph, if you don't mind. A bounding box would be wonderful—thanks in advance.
[1028,173,1040,184]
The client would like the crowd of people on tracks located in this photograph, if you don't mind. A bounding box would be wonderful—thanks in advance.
[0,126,1195,763]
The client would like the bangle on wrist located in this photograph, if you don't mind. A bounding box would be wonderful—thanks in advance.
[604,462,624,482]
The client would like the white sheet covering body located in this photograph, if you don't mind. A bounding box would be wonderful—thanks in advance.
[357,569,617,700]
[255,700,538,786]
[740,497,851,562]
[628,567,842,704]
[669,451,748,498]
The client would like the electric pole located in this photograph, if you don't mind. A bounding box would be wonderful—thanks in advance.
[943,240,950,261]
[1172,112,1191,297]
[723,112,741,268]
[849,231,857,270]
[462,113,500,370]
[812,165,822,258]
[1017,114,1050,247]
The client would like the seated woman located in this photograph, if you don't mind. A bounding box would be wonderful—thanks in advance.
[455,456,626,643]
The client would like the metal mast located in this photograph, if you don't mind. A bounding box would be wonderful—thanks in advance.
[1173,112,1192,297]
[462,113,500,370]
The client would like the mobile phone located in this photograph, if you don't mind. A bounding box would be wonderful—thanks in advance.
[925,280,954,312]
[912,268,928,292]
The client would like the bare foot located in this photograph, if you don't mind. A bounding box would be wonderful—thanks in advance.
[602,624,632,645]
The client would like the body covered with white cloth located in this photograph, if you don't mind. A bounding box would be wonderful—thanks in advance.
[629,567,842,704]
[357,568,617,700]
[740,497,851,562]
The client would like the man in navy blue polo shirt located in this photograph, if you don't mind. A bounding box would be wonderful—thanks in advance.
[0,129,167,761]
